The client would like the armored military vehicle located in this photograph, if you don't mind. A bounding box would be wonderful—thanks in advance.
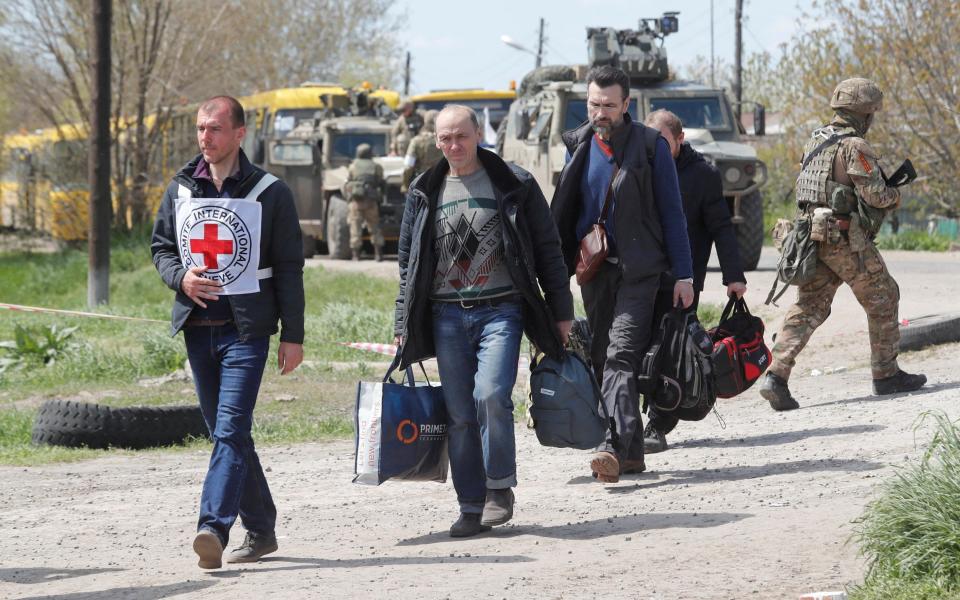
[263,91,405,259]
[500,13,768,270]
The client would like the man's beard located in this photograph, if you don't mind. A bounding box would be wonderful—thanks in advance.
[590,114,623,138]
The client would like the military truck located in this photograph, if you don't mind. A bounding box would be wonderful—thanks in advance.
[263,92,405,259]
[500,13,768,270]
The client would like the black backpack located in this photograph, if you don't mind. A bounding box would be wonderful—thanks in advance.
[638,308,717,422]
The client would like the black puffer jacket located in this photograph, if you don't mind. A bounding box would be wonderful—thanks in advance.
[393,148,573,369]
[676,142,745,291]
[151,150,305,343]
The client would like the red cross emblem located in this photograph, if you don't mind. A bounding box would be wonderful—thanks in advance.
[190,223,233,269]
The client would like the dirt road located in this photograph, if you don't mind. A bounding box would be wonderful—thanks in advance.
[2,248,959,600]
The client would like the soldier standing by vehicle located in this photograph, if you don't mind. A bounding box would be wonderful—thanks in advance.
[402,110,443,193]
[343,143,385,261]
[760,78,926,410]
[391,100,423,156]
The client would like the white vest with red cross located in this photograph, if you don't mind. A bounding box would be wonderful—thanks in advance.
[174,173,277,295]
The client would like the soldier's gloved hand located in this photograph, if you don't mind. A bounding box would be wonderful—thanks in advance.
[181,266,222,308]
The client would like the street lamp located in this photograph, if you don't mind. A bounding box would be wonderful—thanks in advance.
[500,34,541,67]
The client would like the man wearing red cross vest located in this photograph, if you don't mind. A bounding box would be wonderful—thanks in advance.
[151,95,305,569]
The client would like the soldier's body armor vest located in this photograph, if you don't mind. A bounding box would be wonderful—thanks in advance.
[795,125,858,214]
[346,158,381,200]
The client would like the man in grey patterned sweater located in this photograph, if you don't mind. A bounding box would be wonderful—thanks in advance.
[394,105,573,537]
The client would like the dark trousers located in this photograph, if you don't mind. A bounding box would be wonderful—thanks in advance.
[184,323,275,546]
[582,262,660,461]
[646,278,701,435]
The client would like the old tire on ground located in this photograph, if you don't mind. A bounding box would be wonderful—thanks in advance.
[735,190,764,272]
[899,313,960,352]
[31,399,208,449]
[325,195,351,260]
[302,233,316,259]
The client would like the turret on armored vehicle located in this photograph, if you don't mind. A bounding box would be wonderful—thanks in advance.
[500,12,768,270]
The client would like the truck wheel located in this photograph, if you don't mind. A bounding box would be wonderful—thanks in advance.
[302,234,316,259]
[31,399,208,449]
[736,190,764,272]
[899,313,960,352]
[326,195,351,260]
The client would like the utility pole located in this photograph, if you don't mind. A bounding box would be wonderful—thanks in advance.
[536,18,545,68]
[403,51,411,96]
[734,0,744,121]
[710,0,715,87]
[88,0,111,307]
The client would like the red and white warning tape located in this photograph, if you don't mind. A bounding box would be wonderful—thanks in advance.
[338,341,398,356]
[0,302,166,324]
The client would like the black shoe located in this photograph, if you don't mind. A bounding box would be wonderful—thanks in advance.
[873,370,927,395]
[481,488,515,526]
[760,373,799,411]
[449,513,491,538]
[225,531,278,564]
[642,422,668,454]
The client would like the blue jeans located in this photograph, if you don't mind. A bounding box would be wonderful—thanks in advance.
[431,300,523,514]
[184,323,275,545]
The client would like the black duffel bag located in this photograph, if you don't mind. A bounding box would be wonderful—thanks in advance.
[708,297,772,398]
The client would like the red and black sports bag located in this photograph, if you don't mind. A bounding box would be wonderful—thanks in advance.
[708,297,772,398]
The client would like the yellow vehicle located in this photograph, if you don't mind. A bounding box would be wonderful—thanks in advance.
[2,82,401,242]
[410,89,516,132]
[1,125,88,240]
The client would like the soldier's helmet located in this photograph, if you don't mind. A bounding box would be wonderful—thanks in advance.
[356,143,372,159]
[422,110,439,133]
[830,78,883,114]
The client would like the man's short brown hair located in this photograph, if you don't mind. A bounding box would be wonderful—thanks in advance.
[437,104,480,130]
[645,109,683,137]
[199,95,245,128]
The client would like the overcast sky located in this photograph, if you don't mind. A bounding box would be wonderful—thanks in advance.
[394,0,810,94]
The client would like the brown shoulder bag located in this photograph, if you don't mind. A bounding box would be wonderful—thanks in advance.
[575,166,619,285]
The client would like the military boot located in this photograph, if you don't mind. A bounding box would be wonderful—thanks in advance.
[873,370,927,395]
[759,372,799,411]
[374,246,383,262]
[351,249,360,262]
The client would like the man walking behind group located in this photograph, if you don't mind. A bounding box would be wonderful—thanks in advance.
[760,78,925,410]
[551,66,694,483]
[394,105,573,537]
[642,108,747,453]
[151,96,305,569]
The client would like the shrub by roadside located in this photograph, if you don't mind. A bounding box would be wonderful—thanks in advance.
[876,230,952,252]
[850,411,960,599]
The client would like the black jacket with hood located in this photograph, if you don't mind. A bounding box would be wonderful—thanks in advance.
[676,142,745,291]
[151,150,305,343]
[393,147,574,369]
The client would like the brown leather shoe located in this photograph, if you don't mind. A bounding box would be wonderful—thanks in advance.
[192,529,223,570]
[590,451,620,483]
[620,458,646,474]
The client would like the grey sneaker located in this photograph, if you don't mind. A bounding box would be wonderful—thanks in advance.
[481,488,515,526]
[643,422,668,454]
[192,529,223,570]
[759,373,800,411]
[225,531,278,564]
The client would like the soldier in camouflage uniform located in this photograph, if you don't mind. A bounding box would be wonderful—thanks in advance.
[760,78,926,411]
[402,110,443,192]
[343,144,385,262]
[391,100,424,156]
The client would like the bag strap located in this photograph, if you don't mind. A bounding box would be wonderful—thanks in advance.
[800,132,855,170]
[764,237,818,306]
[598,165,620,225]
[718,296,738,325]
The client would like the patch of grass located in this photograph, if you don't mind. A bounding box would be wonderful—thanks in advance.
[850,411,960,598]
[876,230,951,252]
[697,302,724,330]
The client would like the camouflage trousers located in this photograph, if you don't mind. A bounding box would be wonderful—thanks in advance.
[347,198,384,251]
[769,235,900,380]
